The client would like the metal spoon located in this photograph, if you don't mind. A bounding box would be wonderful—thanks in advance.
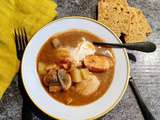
[93,41,156,53]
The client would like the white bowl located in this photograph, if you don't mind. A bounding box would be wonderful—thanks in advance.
[21,17,130,120]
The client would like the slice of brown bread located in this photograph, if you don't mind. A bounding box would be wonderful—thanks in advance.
[124,7,152,43]
[98,0,131,37]
[98,0,152,43]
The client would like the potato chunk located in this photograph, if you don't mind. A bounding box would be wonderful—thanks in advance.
[38,62,47,75]
[84,55,113,73]
[80,68,91,80]
[70,68,82,83]
[76,74,100,96]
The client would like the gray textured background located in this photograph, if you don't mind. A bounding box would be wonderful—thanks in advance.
[0,0,160,120]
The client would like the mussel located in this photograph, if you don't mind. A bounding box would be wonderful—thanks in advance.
[57,69,72,91]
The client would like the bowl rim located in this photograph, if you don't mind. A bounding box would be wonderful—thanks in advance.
[21,16,131,120]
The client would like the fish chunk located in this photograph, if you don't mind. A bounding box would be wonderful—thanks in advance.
[76,75,100,96]
[43,69,59,86]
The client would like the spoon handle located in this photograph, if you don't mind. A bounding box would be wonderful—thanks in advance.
[129,78,155,120]
[93,42,156,53]
[124,42,156,52]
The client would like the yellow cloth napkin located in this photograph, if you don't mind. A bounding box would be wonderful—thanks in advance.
[0,0,57,98]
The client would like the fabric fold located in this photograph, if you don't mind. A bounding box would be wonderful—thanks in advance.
[0,0,57,98]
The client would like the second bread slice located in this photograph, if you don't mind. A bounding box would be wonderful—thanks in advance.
[124,7,152,43]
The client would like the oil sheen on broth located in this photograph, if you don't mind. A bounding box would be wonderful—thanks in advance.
[37,30,115,106]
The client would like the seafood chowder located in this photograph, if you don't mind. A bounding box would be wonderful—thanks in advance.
[37,30,115,106]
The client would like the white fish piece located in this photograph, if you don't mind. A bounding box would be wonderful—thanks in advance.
[76,74,100,96]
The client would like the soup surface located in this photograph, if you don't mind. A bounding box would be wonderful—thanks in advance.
[37,30,115,106]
